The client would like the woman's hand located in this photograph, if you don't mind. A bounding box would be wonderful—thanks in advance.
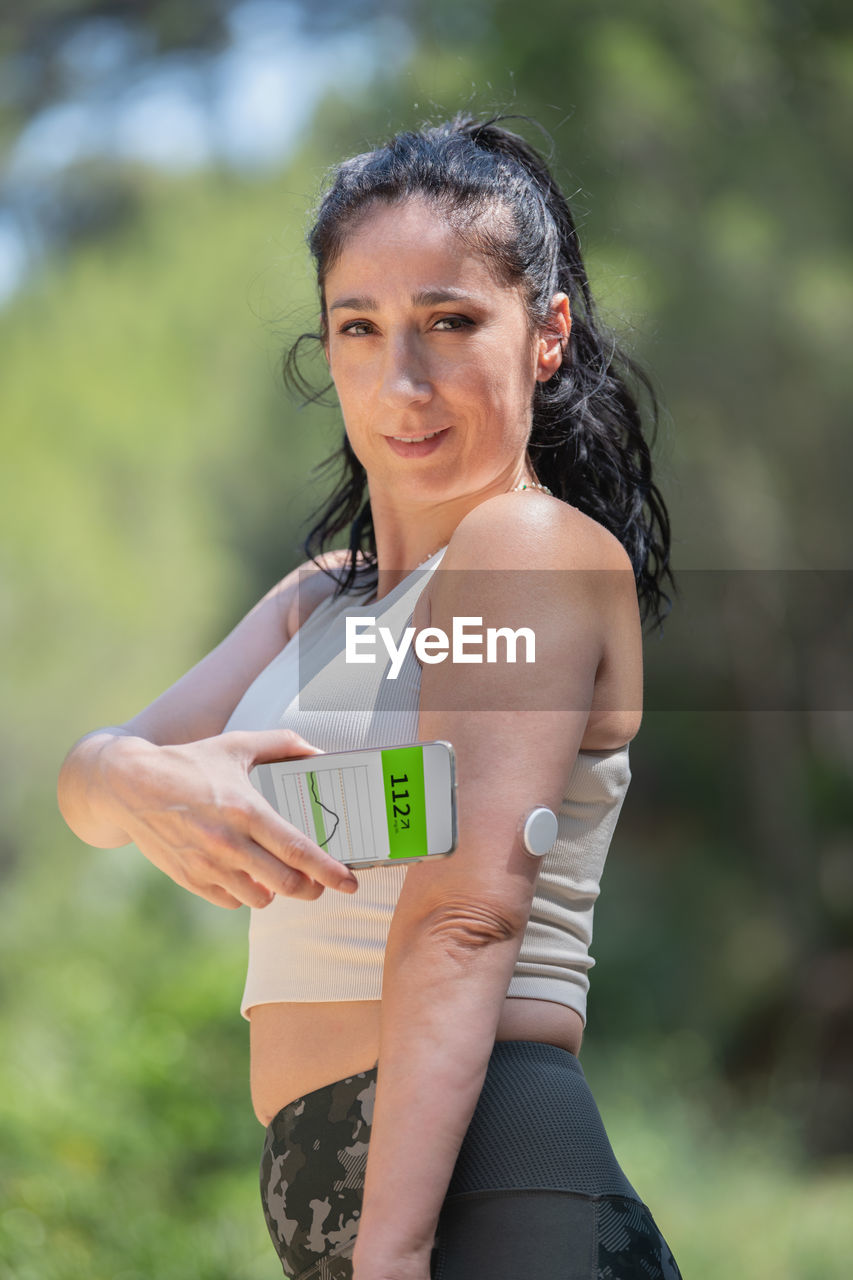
[351,1235,435,1280]
[351,1256,433,1280]
[93,728,359,909]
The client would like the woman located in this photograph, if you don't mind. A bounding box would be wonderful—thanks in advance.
[58,113,679,1279]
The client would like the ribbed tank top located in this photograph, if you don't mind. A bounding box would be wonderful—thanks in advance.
[224,547,632,1025]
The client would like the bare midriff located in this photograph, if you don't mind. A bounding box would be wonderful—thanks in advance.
[249,995,586,1127]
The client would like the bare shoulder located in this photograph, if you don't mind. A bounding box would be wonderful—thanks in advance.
[439,491,633,577]
[425,491,642,748]
[441,493,643,746]
[424,491,638,674]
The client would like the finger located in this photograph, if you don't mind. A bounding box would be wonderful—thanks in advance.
[195,857,279,909]
[143,849,246,910]
[222,833,335,900]
[245,810,358,894]
[232,872,276,909]
[202,883,244,910]
[201,860,321,909]
[233,864,325,905]
[189,815,338,901]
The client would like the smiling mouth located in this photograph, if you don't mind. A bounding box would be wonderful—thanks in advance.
[387,428,448,443]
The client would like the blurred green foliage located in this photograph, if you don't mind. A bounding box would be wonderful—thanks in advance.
[2,1,852,1276]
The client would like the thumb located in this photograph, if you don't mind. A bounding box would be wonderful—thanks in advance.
[241,729,325,766]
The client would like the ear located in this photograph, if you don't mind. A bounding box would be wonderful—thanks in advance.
[535,292,571,383]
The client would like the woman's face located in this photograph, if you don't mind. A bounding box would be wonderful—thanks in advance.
[322,197,559,504]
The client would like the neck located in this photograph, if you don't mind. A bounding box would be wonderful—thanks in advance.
[368,468,541,576]
[366,471,549,601]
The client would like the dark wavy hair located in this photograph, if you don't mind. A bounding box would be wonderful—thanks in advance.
[283,111,676,635]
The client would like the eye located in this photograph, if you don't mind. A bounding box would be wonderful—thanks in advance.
[433,315,473,331]
[340,320,375,336]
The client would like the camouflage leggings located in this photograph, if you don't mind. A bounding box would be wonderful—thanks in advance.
[259,1039,683,1280]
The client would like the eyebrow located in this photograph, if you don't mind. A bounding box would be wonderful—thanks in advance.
[328,288,479,311]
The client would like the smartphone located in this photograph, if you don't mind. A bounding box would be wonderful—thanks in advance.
[250,740,457,869]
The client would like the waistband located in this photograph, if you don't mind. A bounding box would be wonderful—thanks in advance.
[263,1039,638,1201]
[267,1040,584,1131]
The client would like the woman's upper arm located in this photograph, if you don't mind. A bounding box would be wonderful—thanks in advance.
[393,495,633,940]
[119,550,351,745]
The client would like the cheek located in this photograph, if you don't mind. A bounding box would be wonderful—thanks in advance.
[482,359,526,407]
[329,356,369,405]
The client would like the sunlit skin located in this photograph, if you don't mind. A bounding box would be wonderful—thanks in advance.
[322,196,571,591]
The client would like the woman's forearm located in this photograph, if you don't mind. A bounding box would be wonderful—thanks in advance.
[351,914,526,1275]
[57,728,152,847]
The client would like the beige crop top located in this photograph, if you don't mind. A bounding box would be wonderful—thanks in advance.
[224,548,632,1025]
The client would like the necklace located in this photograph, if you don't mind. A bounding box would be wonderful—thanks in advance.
[414,480,554,567]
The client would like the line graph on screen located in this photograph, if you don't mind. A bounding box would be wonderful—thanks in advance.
[268,763,383,863]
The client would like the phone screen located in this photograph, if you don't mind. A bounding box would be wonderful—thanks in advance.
[251,741,456,867]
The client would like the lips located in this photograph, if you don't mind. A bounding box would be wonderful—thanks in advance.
[385,427,450,458]
[386,427,448,441]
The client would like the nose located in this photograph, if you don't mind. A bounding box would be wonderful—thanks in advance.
[376,332,432,407]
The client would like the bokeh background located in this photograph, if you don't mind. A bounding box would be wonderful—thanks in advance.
[2,2,852,1277]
